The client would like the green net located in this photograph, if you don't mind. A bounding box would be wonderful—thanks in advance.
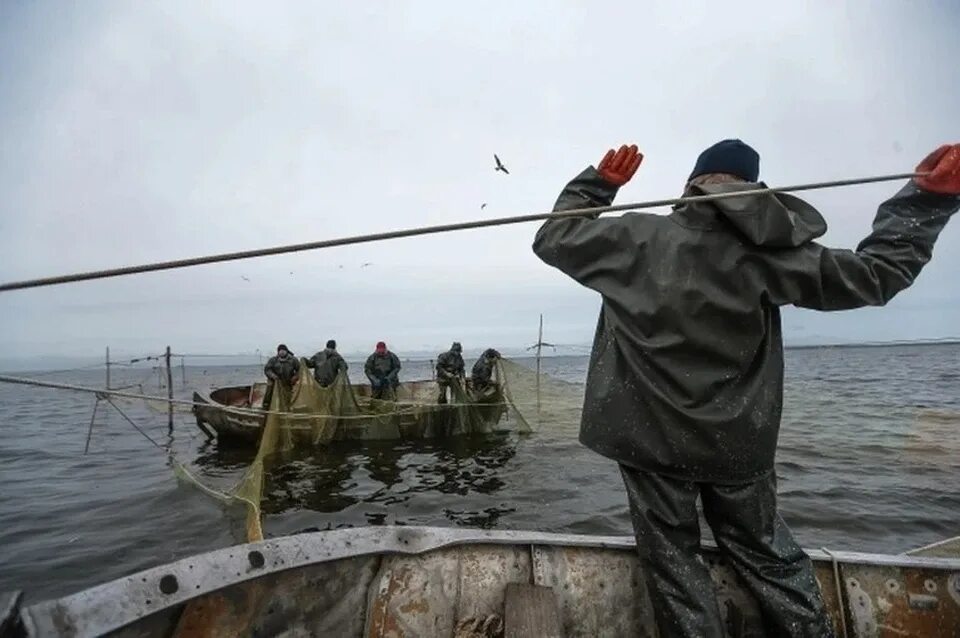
[177,356,562,542]
[496,358,584,435]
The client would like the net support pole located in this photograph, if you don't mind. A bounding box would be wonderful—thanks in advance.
[165,346,173,432]
[536,314,543,413]
[180,357,186,386]
[83,399,100,455]
[105,346,110,390]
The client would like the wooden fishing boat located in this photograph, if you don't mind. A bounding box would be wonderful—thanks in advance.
[6,526,959,637]
[191,380,513,445]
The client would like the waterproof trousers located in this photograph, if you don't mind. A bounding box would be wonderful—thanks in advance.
[619,465,834,638]
[437,380,451,404]
[261,380,292,410]
[371,380,398,401]
[437,378,462,404]
[261,380,275,410]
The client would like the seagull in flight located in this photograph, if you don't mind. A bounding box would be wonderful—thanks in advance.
[481,203,487,210]
[241,276,250,282]
[361,262,373,268]
[493,154,509,175]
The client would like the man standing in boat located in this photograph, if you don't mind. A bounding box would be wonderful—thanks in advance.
[306,339,348,387]
[435,341,466,404]
[262,343,300,410]
[533,141,960,637]
[365,341,401,400]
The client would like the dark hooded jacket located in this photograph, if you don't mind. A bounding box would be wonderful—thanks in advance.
[264,353,300,385]
[533,167,958,482]
[306,348,348,387]
[436,349,465,382]
[365,351,402,384]
[471,352,499,387]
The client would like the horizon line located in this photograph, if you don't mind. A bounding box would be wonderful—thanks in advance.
[2,337,958,375]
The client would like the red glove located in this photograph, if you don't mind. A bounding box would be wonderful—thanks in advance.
[915,144,960,195]
[597,144,643,187]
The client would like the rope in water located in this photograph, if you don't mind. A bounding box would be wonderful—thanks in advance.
[0,171,923,292]
[0,374,254,412]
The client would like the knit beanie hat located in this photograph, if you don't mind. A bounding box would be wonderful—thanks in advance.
[689,139,760,182]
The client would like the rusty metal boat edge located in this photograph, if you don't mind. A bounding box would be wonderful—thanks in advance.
[11,526,960,637]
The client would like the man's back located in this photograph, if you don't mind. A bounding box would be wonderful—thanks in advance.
[310,348,347,386]
[534,167,958,482]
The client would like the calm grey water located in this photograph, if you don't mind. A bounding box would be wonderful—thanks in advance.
[1,345,959,603]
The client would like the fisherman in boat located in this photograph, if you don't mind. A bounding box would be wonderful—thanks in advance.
[305,339,348,387]
[533,141,960,637]
[435,341,466,404]
[470,348,501,396]
[261,343,300,409]
[364,341,401,400]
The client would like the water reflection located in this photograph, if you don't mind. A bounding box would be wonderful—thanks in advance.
[191,433,520,530]
[192,441,256,472]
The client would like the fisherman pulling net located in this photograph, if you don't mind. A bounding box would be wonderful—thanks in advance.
[175,349,565,541]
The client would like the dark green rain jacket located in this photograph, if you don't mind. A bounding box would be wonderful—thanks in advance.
[436,350,465,381]
[306,348,348,387]
[534,166,958,482]
[364,351,402,384]
[264,354,300,385]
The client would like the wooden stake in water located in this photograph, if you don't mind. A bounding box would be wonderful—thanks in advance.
[83,399,100,455]
[526,314,557,414]
[536,315,543,412]
[165,346,173,431]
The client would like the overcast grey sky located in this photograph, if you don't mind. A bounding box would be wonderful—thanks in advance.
[1,1,958,363]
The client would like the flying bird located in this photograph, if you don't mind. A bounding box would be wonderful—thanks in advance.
[241,276,250,282]
[493,154,509,174]
[361,262,373,268]
[481,203,487,210]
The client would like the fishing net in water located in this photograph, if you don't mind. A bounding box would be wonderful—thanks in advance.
[496,358,584,434]
[177,356,578,541]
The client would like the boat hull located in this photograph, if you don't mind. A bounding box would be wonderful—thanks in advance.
[191,381,511,446]
[14,526,960,637]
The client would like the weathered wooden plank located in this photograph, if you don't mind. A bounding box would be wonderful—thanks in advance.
[504,583,563,638]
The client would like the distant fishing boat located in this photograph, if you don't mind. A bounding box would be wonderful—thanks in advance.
[191,379,515,445]
[7,527,960,637]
